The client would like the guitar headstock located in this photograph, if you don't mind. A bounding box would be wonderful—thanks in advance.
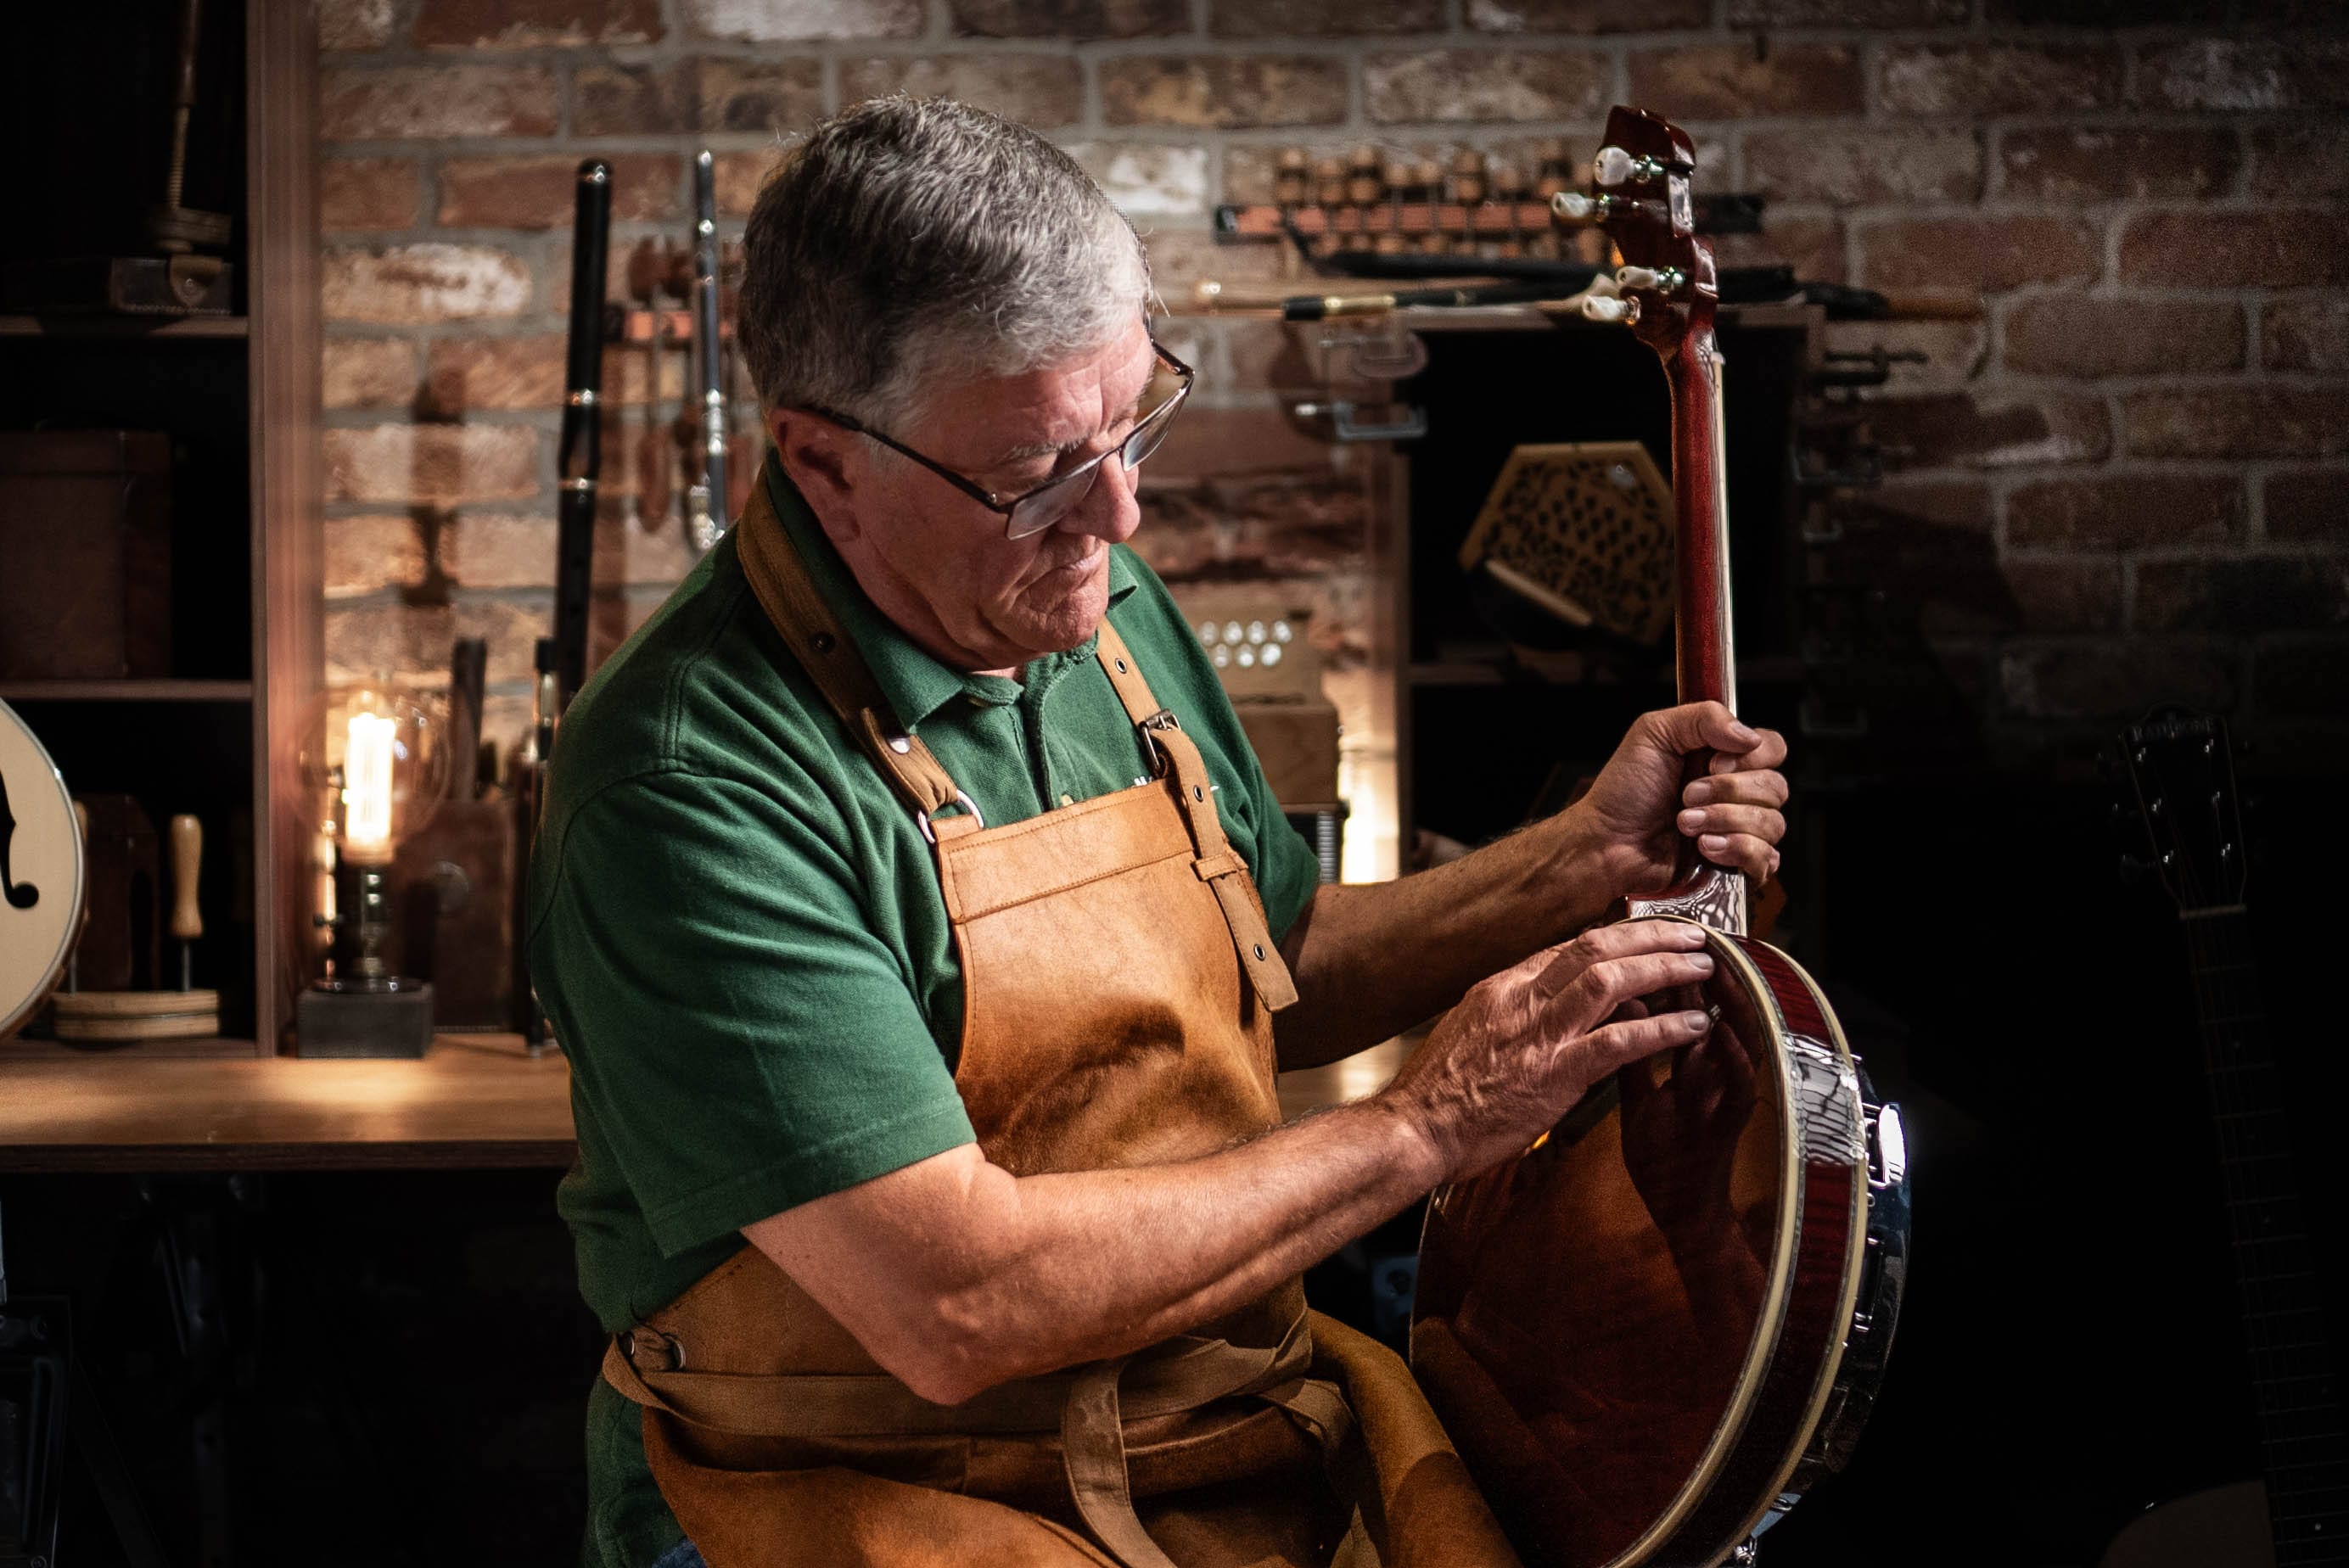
[1553,106,1718,352]
[2116,707,2246,916]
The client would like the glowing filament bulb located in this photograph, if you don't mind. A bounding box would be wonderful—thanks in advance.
[344,710,396,859]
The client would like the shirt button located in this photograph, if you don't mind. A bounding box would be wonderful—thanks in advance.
[1058,792,1074,807]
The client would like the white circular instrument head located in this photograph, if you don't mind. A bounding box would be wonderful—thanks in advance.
[1,701,87,1039]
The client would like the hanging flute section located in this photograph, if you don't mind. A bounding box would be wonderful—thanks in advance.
[604,149,755,553]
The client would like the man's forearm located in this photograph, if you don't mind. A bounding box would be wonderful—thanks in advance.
[1274,804,1626,1070]
[751,1095,1441,1406]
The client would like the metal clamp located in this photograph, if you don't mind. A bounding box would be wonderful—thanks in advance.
[915,791,984,844]
[1290,400,1428,443]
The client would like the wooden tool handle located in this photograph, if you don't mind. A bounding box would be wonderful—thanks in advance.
[170,813,203,941]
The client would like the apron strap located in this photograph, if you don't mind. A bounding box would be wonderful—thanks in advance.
[1096,622,1298,1012]
[733,460,978,837]
[605,1313,1352,1568]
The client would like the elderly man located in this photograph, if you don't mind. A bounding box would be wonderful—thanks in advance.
[530,98,1789,1568]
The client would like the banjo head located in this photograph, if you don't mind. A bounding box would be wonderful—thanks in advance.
[1,700,86,1040]
[1413,925,1882,1568]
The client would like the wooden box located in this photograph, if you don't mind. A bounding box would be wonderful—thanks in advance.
[0,431,173,680]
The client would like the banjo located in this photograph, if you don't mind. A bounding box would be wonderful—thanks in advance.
[1,700,86,1040]
[1411,108,1911,1568]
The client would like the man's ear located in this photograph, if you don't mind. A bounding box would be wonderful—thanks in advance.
[767,408,860,543]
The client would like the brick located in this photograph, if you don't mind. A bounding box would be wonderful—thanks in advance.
[1103,57,1348,129]
[1836,479,1991,535]
[1146,408,1332,482]
[1710,216,1846,286]
[2003,297,2243,378]
[321,67,558,141]
[1986,0,2229,20]
[2263,297,2349,372]
[322,244,533,323]
[1625,44,1860,121]
[2258,637,2349,720]
[1998,641,2234,720]
[323,515,424,598]
[322,339,418,409]
[2121,210,2349,289]
[321,160,419,232]
[2136,554,2348,634]
[2003,559,2123,636]
[1141,228,1288,288]
[1879,44,2119,117]
[1860,216,2100,292]
[683,0,922,39]
[1820,319,1987,393]
[694,59,827,134]
[841,57,1084,130]
[2125,389,2349,460]
[574,63,688,136]
[1729,0,1964,20]
[319,0,396,50]
[412,0,660,48]
[2139,39,2349,113]
[327,600,554,688]
[1217,0,1444,31]
[1464,0,1707,30]
[2264,470,2349,543]
[323,424,541,505]
[1870,394,2111,470]
[424,336,568,416]
[1064,143,1211,218]
[438,154,681,229]
[1365,50,1609,124]
[1999,126,2240,203]
[1744,129,1980,207]
[2006,476,2243,549]
[951,0,1186,36]
[2250,126,2349,200]
[714,149,783,218]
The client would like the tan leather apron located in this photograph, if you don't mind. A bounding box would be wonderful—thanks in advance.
[600,475,1520,1568]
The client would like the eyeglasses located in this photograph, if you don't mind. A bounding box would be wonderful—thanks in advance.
[805,342,1194,540]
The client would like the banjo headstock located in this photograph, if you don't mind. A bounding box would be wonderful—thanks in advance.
[1555,106,1718,353]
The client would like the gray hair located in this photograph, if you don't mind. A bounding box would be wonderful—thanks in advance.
[737,98,1152,433]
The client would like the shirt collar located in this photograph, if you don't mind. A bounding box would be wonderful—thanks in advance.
[760,457,1141,731]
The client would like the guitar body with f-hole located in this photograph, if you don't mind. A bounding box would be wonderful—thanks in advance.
[2105,709,2349,1568]
[1410,107,1911,1568]
[1,699,87,1039]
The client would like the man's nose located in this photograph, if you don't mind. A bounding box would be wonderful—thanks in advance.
[1059,450,1142,545]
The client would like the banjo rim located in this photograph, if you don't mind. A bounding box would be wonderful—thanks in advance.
[1,699,87,1042]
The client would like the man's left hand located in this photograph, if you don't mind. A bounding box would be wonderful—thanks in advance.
[1575,702,1789,895]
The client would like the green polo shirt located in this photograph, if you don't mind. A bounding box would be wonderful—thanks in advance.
[526,463,1321,1568]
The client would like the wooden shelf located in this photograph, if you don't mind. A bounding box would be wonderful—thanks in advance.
[0,313,248,339]
[0,679,254,702]
[0,1033,575,1171]
[0,1033,261,1060]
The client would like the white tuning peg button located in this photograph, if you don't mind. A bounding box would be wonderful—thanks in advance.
[1582,294,1640,324]
[1592,145,1639,187]
[1553,190,1599,221]
[1617,266,1664,289]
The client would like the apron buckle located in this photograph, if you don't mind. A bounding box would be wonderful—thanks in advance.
[916,790,984,844]
[626,1326,688,1372]
[1136,709,1182,777]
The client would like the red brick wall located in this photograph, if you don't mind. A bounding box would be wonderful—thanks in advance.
[317,0,2346,763]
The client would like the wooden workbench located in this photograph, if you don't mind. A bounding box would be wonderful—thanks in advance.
[0,1035,1411,1174]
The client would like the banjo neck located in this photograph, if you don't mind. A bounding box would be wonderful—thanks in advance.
[1584,105,1747,938]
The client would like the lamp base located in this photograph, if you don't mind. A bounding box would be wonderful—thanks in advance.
[296,980,435,1059]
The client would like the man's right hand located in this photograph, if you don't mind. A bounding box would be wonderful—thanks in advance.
[1381,919,1718,1183]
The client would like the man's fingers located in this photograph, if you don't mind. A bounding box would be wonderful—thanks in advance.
[1582,1008,1712,1078]
[1705,724,1787,773]
[1674,803,1786,848]
[1647,701,1764,760]
[1531,918,1705,992]
[1561,950,1716,1024]
[1692,832,1780,879]
[1683,770,1788,809]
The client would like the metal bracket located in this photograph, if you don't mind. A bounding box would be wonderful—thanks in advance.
[1290,400,1428,443]
[1318,328,1428,381]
